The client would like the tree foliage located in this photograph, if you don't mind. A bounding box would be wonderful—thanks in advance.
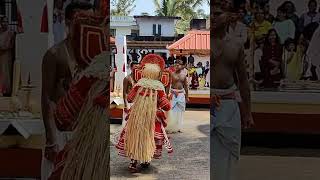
[153,0,209,34]
[111,0,136,16]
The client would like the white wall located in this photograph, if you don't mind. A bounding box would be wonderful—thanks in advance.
[194,55,210,66]
[17,0,48,112]
[136,18,176,36]
[113,27,132,37]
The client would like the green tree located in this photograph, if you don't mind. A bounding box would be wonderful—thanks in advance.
[111,0,136,16]
[153,0,209,34]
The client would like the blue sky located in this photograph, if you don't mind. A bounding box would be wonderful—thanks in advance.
[131,0,210,16]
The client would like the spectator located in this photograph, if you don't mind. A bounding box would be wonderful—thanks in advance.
[239,8,251,26]
[273,5,296,44]
[282,1,300,37]
[253,37,264,84]
[0,16,14,96]
[261,29,283,88]
[299,0,320,33]
[253,8,272,40]
[263,2,275,23]
[283,38,304,80]
[227,9,248,45]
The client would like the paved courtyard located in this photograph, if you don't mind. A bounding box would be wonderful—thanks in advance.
[110,109,210,180]
[109,109,320,180]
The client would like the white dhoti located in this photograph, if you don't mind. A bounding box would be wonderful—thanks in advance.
[41,128,73,180]
[166,89,186,132]
[210,85,241,180]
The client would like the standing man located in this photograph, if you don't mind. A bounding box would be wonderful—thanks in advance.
[122,61,139,127]
[0,16,14,97]
[41,2,93,179]
[211,1,254,180]
[166,59,189,133]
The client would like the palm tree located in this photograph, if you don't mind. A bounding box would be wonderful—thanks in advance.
[153,0,208,34]
[111,0,136,16]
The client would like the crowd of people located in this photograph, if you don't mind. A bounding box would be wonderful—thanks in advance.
[226,0,320,89]
[122,52,210,91]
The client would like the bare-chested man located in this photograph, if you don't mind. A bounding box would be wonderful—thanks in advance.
[166,59,189,133]
[41,2,93,179]
[211,1,254,180]
[122,61,139,127]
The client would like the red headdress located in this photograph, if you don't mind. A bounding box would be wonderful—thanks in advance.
[133,54,171,87]
[71,11,107,68]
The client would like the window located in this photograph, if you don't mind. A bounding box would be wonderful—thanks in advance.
[152,24,156,35]
[158,24,162,36]
[110,29,116,37]
[131,29,139,37]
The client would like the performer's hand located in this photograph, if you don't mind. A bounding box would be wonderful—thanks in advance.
[185,96,190,103]
[242,113,254,129]
[44,144,58,162]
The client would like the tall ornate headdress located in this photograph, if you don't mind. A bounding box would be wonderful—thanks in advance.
[71,11,108,68]
[133,54,171,87]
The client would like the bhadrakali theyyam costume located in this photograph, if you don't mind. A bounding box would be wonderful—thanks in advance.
[166,89,186,133]
[210,85,242,180]
[116,54,173,163]
[47,11,109,180]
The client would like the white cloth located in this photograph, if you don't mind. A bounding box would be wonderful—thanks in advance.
[254,48,262,73]
[166,89,186,132]
[300,12,320,28]
[307,26,320,77]
[273,20,296,44]
[211,85,241,180]
[228,22,248,45]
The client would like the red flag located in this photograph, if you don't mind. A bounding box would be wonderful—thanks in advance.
[40,4,48,33]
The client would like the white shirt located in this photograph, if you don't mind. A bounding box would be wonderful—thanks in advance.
[227,21,248,45]
[254,48,262,73]
[300,12,320,28]
[273,19,296,44]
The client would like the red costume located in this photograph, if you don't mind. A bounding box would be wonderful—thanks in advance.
[116,54,173,162]
[48,11,108,180]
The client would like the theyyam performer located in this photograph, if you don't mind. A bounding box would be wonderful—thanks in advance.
[42,7,109,180]
[116,54,173,173]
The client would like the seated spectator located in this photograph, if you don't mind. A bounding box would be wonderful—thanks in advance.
[273,5,296,44]
[263,2,275,23]
[261,29,283,88]
[228,8,248,45]
[253,8,272,41]
[299,0,320,33]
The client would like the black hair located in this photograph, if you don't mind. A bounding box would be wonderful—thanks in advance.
[281,1,297,13]
[181,56,187,65]
[277,5,286,13]
[308,0,317,7]
[130,61,139,67]
[65,2,93,21]
[284,38,296,49]
[265,29,281,45]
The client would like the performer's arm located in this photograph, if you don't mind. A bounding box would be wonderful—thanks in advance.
[127,85,138,103]
[123,76,129,109]
[184,76,189,103]
[158,90,171,111]
[41,51,57,145]
[236,46,253,128]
